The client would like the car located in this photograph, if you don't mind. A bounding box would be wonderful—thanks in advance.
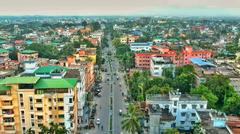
[116,76,119,80]
[119,109,122,116]
[96,118,101,125]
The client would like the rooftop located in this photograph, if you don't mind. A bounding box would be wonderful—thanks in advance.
[190,58,215,67]
[34,78,78,89]
[20,49,37,54]
[0,48,8,53]
[34,65,67,74]
[0,77,40,84]
[0,80,11,91]
[130,42,152,47]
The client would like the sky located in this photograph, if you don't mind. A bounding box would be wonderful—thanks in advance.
[0,0,240,16]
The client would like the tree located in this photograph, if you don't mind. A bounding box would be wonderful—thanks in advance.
[205,74,235,108]
[26,128,35,134]
[112,38,121,46]
[223,93,240,115]
[146,85,172,95]
[81,20,88,28]
[59,44,75,58]
[39,122,69,134]
[191,85,218,109]
[122,103,143,134]
[193,122,203,134]
[164,128,179,134]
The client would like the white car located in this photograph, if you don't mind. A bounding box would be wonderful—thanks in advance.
[96,118,100,125]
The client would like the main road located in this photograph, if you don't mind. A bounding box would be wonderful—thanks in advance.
[82,34,127,134]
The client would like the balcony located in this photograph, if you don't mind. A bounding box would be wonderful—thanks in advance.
[0,96,13,101]
[2,102,14,109]
[3,121,15,126]
[2,112,14,118]
[4,126,16,134]
[35,103,43,107]
[35,111,43,115]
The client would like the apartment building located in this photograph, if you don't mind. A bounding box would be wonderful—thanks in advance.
[130,42,152,52]
[135,46,212,69]
[150,56,174,77]
[17,49,38,63]
[0,76,78,134]
[146,90,208,133]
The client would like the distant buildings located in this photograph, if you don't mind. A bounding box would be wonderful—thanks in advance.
[130,42,152,52]
[120,35,140,44]
[134,46,212,69]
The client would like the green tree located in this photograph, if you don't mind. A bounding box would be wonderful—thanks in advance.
[40,122,69,134]
[191,85,218,109]
[59,44,75,58]
[164,128,179,134]
[112,38,121,46]
[146,85,172,95]
[122,103,143,134]
[81,20,88,28]
[26,128,35,134]
[193,122,203,134]
[223,93,240,115]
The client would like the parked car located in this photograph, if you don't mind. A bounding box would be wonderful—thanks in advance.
[96,118,101,125]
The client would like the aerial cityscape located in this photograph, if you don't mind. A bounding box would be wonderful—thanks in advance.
[0,1,240,134]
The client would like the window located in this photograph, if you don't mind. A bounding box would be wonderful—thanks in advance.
[181,121,185,124]
[192,113,196,117]
[181,112,186,117]
[58,98,63,102]
[48,98,52,102]
[58,114,64,118]
[21,111,24,115]
[22,119,25,123]
[20,94,23,98]
[173,109,177,113]
[174,101,177,106]
[192,105,197,109]
[31,114,34,119]
[69,98,73,103]
[38,124,43,127]
[20,102,24,107]
[58,106,64,110]
[31,122,35,127]
[37,108,43,111]
[49,107,52,111]
[36,99,42,103]
[23,127,26,132]
[191,121,195,125]
[29,97,33,102]
[200,105,204,108]
[181,104,187,109]
[30,106,33,111]
[49,115,52,119]
[59,123,64,126]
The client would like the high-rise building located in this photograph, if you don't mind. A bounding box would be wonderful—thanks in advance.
[0,76,79,134]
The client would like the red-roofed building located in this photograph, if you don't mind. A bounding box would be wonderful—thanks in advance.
[227,116,240,134]
[134,46,212,69]
[15,40,24,45]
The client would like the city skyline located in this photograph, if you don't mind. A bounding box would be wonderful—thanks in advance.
[0,0,240,16]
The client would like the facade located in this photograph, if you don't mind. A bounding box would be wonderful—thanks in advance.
[135,46,212,69]
[130,42,152,52]
[146,91,208,133]
[17,50,38,63]
[150,56,174,77]
[120,35,140,44]
[0,77,79,134]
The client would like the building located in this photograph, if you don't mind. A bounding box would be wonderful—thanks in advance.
[150,56,174,77]
[146,90,208,133]
[135,46,212,69]
[67,46,96,64]
[190,58,216,85]
[18,50,38,63]
[120,35,140,44]
[227,116,240,134]
[34,65,67,78]
[130,42,152,52]
[0,77,79,134]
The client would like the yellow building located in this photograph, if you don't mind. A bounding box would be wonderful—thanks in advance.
[0,77,78,134]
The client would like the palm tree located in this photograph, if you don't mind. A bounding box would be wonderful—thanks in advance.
[122,103,143,134]
[26,128,35,134]
[40,122,69,134]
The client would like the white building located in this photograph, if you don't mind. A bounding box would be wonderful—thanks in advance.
[150,56,174,77]
[23,61,38,74]
[130,42,152,52]
[146,91,208,133]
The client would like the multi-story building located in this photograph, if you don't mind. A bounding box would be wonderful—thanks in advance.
[17,49,38,63]
[120,35,140,44]
[130,42,152,52]
[0,76,79,134]
[67,46,96,64]
[150,56,174,77]
[190,58,216,85]
[146,90,208,133]
[135,46,212,69]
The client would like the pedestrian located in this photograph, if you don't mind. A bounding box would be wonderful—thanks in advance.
[101,125,103,130]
